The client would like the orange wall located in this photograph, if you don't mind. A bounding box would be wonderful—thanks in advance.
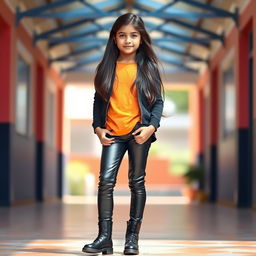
[189,82,206,163]
[69,155,185,186]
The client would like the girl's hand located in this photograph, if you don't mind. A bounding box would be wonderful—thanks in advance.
[132,125,155,144]
[95,127,115,146]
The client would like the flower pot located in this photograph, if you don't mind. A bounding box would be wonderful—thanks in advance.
[196,190,208,202]
[182,186,198,201]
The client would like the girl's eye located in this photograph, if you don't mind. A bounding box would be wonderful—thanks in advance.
[118,34,138,38]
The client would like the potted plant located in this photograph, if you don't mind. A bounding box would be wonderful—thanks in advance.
[182,164,206,202]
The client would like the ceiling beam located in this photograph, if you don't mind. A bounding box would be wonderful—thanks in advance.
[154,43,207,62]
[20,8,116,19]
[49,42,104,63]
[152,33,210,48]
[141,9,235,20]
[61,52,103,73]
[177,0,239,25]
[158,52,192,65]
[34,18,94,43]
[17,0,124,22]
[18,6,237,20]
[79,0,105,14]
[48,37,107,48]
[139,4,223,42]
[33,14,117,44]
[160,18,224,42]
[184,0,213,62]
[150,0,178,13]
[136,0,238,22]
[16,0,80,25]
[44,18,212,49]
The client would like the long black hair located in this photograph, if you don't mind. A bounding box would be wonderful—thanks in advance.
[94,13,164,107]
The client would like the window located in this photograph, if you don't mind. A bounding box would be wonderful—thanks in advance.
[221,61,236,138]
[45,79,56,147]
[15,55,30,135]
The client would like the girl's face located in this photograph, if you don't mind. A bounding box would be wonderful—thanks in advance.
[114,24,141,59]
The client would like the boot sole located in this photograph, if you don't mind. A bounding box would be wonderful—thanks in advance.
[123,248,139,255]
[82,247,113,255]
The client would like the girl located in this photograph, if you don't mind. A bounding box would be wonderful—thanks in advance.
[82,13,164,255]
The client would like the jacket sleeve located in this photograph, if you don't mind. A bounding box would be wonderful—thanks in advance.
[92,91,102,134]
[149,93,164,132]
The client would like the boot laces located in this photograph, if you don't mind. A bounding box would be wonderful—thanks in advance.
[126,233,138,245]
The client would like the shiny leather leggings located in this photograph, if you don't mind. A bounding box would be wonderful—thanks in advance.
[98,122,152,222]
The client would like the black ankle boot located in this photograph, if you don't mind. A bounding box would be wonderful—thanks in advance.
[123,220,142,255]
[82,220,113,255]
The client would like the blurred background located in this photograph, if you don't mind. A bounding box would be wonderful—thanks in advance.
[0,0,255,208]
[0,0,256,254]
[64,86,190,197]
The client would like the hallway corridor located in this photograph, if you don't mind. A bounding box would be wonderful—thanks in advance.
[1,0,256,255]
[0,197,256,256]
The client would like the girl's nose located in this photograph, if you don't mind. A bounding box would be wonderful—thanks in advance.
[126,37,132,43]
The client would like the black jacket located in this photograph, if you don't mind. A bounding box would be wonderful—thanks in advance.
[92,85,164,143]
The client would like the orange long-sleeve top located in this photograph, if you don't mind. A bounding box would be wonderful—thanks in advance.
[105,61,141,136]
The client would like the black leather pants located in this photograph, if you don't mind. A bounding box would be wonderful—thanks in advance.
[98,122,152,223]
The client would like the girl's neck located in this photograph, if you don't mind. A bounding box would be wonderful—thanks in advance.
[117,59,136,63]
[117,53,136,63]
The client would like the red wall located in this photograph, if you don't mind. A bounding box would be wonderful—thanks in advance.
[197,0,256,143]
[0,16,11,122]
[195,0,256,204]
[0,0,65,152]
[209,0,256,127]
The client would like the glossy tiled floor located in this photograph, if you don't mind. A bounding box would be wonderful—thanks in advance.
[0,196,256,256]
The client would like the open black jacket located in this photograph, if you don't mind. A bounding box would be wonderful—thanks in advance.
[92,85,164,143]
